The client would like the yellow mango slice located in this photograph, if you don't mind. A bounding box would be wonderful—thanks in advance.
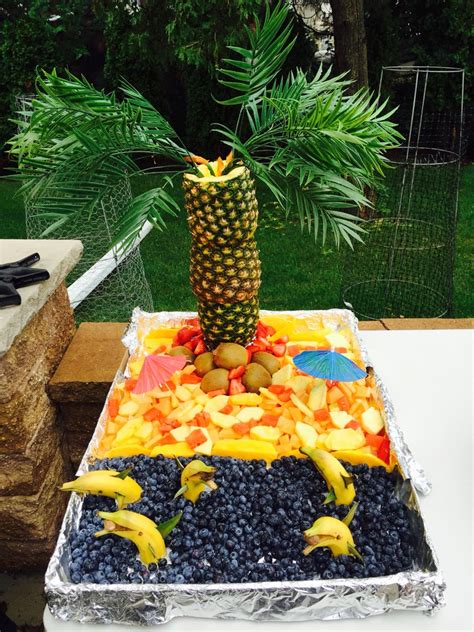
[212,439,277,462]
[229,393,262,406]
[151,442,195,458]
[105,444,150,458]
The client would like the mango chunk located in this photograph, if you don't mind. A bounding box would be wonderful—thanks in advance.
[331,449,394,471]
[325,428,365,451]
[105,444,150,458]
[151,442,194,458]
[250,425,281,443]
[212,439,277,462]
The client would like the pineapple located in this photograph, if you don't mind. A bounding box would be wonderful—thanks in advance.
[184,161,261,348]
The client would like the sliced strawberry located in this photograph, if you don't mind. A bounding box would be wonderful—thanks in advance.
[228,365,245,379]
[194,339,207,355]
[271,344,287,357]
[229,378,246,395]
[274,335,289,344]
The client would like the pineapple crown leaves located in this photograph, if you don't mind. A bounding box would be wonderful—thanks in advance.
[7,2,402,249]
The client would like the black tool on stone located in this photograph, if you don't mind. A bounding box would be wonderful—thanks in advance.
[0,252,50,308]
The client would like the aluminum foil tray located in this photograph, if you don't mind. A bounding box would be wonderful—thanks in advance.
[45,309,445,625]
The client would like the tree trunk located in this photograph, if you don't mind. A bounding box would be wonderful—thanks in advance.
[330,0,368,91]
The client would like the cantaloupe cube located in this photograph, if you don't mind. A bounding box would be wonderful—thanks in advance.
[107,421,118,435]
[207,426,220,442]
[250,425,281,443]
[327,386,344,404]
[278,417,295,434]
[290,434,302,449]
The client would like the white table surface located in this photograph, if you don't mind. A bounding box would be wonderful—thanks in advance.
[44,329,474,632]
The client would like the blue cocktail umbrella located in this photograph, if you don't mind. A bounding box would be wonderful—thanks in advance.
[293,350,367,382]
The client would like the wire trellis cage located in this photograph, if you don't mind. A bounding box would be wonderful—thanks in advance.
[342,66,464,319]
[18,95,154,322]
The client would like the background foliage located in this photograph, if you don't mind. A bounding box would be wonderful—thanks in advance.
[0,0,472,158]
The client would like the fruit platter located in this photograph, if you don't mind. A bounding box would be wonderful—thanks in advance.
[45,309,445,626]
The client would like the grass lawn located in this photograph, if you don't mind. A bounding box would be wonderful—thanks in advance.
[1,165,472,318]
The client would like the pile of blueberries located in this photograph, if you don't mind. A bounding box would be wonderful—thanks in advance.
[68,455,417,585]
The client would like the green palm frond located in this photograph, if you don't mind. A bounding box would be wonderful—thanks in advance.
[217,0,295,107]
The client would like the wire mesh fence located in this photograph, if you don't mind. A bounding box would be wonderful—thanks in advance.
[342,66,464,319]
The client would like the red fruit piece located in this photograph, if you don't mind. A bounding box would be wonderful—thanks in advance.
[365,433,384,449]
[124,378,138,392]
[345,420,360,431]
[144,408,163,422]
[229,378,246,395]
[219,404,234,415]
[186,428,207,449]
[180,373,202,384]
[271,344,286,357]
[377,436,390,464]
[207,388,227,398]
[314,408,329,421]
[108,397,120,418]
[228,365,245,379]
[194,339,207,355]
[234,422,250,435]
[260,414,279,427]
[157,433,177,445]
[338,396,351,411]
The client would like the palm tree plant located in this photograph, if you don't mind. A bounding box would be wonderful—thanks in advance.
[9,2,400,348]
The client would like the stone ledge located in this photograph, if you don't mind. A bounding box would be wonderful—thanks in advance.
[0,239,82,356]
[48,322,127,403]
[0,535,58,572]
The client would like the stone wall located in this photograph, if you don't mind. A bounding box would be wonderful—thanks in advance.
[0,285,75,570]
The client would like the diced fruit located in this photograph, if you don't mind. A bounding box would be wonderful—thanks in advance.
[118,401,140,417]
[271,364,292,385]
[175,385,192,402]
[249,426,281,444]
[271,343,286,357]
[193,427,213,455]
[186,428,207,449]
[180,373,201,384]
[229,378,246,395]
[361,407,384,434]
[377,436,390,464]
[327,386,344,404]
[210,411,238,428]
[260,414,279,427]
[365,433,385,449]
[295,421,318,449]
[229,393,262,406]
[287,376,313,393]
[234,422,250,435]
[278,416,295,434]
[228,365,245,379]
[329,410,353,429]
[307,382,327,411]
[115,418,143,443]
[170,425,192,442]
[150,442,194,458]
[314,408,329,421]
[212,439,277,462]
[326,332,349,349]
[337,396,351,411]
[108,397,120,418]
[325,428,366,451]
[204,395,229,413]
[236,407,264,423]
[290,394,313,418]
[143,408,162,422]
[135,421,153,441]
[259,387,279,402]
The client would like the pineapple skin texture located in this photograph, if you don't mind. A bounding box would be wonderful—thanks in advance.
[184,166,261,348]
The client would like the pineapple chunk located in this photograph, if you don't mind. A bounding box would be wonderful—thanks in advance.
[259,387,279,402]
[212,439,277,462]
[326,332,350,349]
[193,427,213,456]
[289,393,313,418]
[361,407,384,434]
[307,382,327,411]
[170,425,192,442]
[114,417,143,443]
[236,407,264,423]
[295,421,318,449]
[210,411,238,428]
[325,428,365,451]
[135,421,153,441]
[180,404,203,423]
[118,400,140,417]
[271,364,293,385]
[151,442,194,458]
[229,393,262,406]
[287,376,313,393]
[250,425,281,443]
[204,395,229,413]
[168,400,194,421]
[175,385,192,402]
[329,411,353,429]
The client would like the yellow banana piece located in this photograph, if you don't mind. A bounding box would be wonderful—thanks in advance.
[303,503,362,560]
[60,469,142,509]
[96,510,166,566]
[175,459,218,503]
[300,447,355,505]
[97,510,165,563]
